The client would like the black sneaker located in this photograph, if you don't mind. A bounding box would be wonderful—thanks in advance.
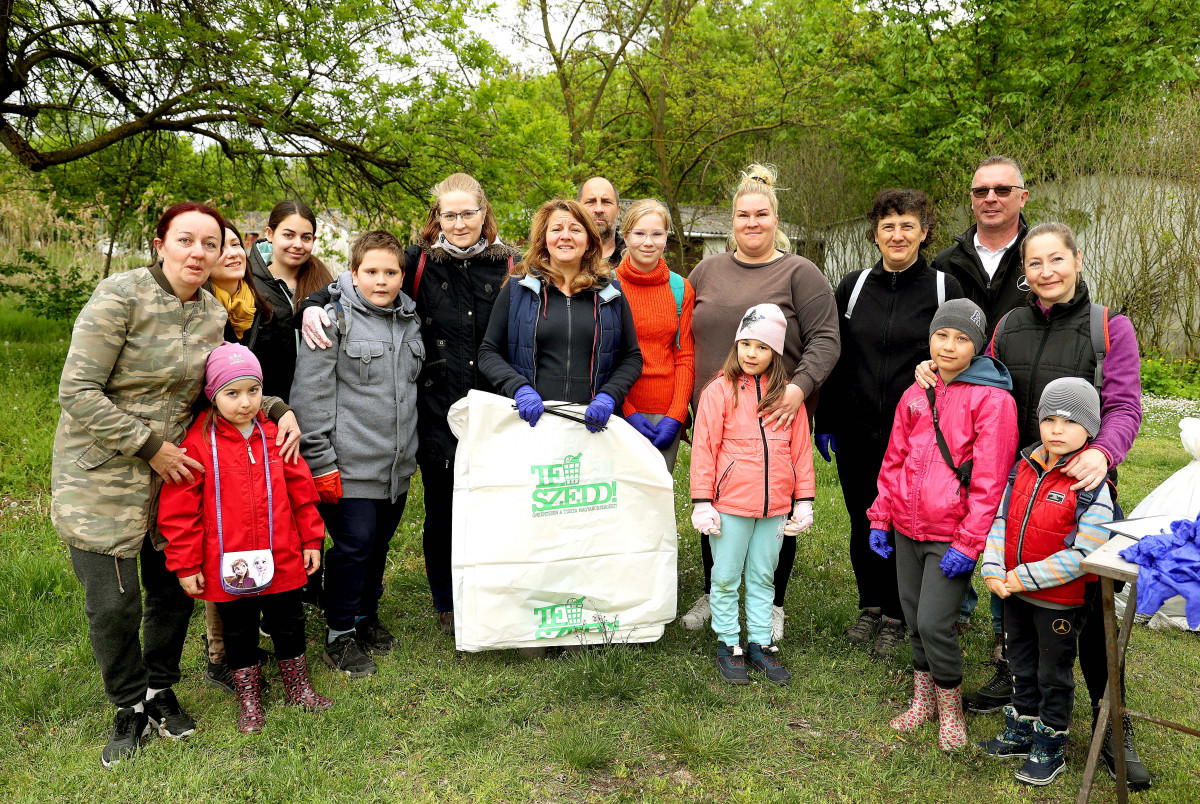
[145,688,197,739]
[716,643,750,685]
[101,707,150,768]
[323,631,378,677]
[746,642,792,685]
[354,615,395,656]
[965,660,1013,713]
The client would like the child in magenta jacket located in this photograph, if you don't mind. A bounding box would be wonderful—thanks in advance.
[159,344,331,734]
[866,299,1018,750]
[690,304,816,687]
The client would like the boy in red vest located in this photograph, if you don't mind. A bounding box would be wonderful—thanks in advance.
[979,377,1113,786]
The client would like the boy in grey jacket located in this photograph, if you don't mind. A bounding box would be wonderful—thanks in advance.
[291,231,423,677]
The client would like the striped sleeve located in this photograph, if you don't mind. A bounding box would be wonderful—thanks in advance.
[980,480,1013,582]
[1011,484,1114,592]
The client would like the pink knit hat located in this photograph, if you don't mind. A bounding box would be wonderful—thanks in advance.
[735,304,787,355]
[204,343,263,400]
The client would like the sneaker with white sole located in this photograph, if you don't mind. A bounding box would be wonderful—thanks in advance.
[771,605,786,643]
[680,593,711,630]
[101,707,150,768]
[144,688,196,739]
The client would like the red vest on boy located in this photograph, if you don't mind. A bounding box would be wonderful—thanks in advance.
[1004,453,1098,607]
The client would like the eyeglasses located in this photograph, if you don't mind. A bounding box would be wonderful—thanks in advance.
[626,230,669,243]
[970,185,1024,199]
[439,208,482,224]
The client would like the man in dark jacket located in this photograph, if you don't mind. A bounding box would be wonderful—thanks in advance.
[932,155,1029,339]
[578,176,625,265]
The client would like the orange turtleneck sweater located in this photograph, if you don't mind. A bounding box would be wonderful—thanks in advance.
[615,255,696,422]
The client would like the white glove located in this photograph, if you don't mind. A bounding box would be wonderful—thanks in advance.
[783,501,813,535]
[691,502,722,536]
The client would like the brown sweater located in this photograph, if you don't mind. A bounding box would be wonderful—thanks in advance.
[688,251,840,414]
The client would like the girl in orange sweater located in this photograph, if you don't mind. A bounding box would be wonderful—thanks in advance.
[615,199,695,469]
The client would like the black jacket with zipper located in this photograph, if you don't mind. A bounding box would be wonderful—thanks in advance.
[249,245,299,401]
[932,214,1028,338]
[816,255,964,440]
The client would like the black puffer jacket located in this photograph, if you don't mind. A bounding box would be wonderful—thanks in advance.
[816,256,964,439]
[932,214,1028,338]
[300,239,520,469]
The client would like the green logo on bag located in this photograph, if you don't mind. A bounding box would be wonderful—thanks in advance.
[533,596,620,640]
[530,452,618,517]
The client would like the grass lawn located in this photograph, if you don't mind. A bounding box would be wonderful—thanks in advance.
[1,303,1198,802]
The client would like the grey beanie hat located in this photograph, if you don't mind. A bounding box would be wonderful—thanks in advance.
[1038,377,1102,438]
[929,298,987,354]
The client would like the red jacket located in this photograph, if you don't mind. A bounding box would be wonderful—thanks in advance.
[690,373,815,518]
[159,412,325,603]
[868,357,1019,559]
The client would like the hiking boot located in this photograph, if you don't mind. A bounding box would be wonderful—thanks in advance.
[278,654,332,712]
[716,642,750,685]
[144,688,196,739]
[1096,708,1153,791]
[770,605,786,643]
[890,669,937,732]
[322,631,377,678]
[231,665,266,734]
[965,659,1013,713]
[872,616,906,660]
[746,642,792,685]
[846,608,881,645]
[681,593,711,631]
[934,684,968,751]
[354,615,395,656]
[981,704,1036,758]
[1015,721,1069,786]
[437,610,454,634]
[101,706,150,768]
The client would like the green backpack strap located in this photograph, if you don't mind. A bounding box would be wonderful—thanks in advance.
[668,271,685,348]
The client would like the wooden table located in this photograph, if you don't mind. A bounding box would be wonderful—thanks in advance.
[1076,522,1200,804]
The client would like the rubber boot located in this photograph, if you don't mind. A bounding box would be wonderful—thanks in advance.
[231,665,266,734]
[890,670,937,732]
[278,654,333,712]
[934,684,968,751]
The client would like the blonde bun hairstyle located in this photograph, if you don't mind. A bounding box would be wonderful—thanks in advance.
[727,163,790,253]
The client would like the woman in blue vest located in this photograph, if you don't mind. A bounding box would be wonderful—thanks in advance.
[478,198,643,433]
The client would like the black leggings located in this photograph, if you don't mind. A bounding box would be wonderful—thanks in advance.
[215,589,306,670]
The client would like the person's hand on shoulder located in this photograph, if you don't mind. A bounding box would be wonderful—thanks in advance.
[301,307,333,350]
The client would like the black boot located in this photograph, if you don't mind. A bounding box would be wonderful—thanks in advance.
[1093,704,1153,791]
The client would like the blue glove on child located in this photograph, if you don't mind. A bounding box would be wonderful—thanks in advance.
[651,416,683,449]
[514,385,544,427]
[868,528,893,558]
[939,547,977,579]
[584,392,615,433]
[815,433,837,462]
[625,412,657,441]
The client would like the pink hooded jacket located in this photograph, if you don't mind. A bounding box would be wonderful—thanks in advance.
[691,372,816,518]
[867,356,1019,559]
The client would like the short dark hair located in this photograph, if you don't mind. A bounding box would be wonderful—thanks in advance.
[865,188,936,245]
[350,230,405,273]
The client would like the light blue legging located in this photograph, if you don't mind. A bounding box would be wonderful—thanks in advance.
[710,512,786,646]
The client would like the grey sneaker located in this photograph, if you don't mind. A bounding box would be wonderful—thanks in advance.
[681,593,711,630]
[846,608,881,645]
[872,617,906,660]
[101,707,150,768]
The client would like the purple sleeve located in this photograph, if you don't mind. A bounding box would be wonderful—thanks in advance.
[1090,314,1141,467]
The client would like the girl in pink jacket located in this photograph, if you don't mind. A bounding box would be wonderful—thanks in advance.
[867,299,1018,750]
[690,304,816,687]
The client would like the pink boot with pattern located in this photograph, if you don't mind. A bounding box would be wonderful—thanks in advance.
[890,670,937,731]
[935,684,968,750]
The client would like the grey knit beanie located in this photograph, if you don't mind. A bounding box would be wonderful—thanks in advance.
[929,298,987,354]
[1038,377,1101,438]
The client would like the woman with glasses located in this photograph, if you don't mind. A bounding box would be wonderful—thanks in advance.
[613,199,695,469]
[300,173,520,635]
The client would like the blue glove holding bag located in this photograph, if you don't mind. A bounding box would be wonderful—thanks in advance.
[514,385,544,426]
[868,528,893,558]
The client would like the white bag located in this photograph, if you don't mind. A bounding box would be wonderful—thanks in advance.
[1119,417,1200,631]
[448,390,678,652]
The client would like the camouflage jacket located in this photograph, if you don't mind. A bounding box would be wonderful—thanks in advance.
[51,265,228,558]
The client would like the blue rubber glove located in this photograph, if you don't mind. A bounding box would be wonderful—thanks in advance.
[868,528,893,558]
[815,433,837,463]
[625,412,657,441]
[514,385,544,427]
[651,416,683,449]
[940,547,977,579]
[584,392,615,433]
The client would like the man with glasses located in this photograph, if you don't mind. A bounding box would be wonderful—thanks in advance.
[578,176,625,265]
[933,155,1029,338]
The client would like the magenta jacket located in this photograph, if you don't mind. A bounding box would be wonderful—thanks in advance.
[867,357,1019,559]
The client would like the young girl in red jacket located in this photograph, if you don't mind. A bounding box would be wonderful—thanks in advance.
[159,343,331,734]
[690,304,815,686]
[867,298,1018,750]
